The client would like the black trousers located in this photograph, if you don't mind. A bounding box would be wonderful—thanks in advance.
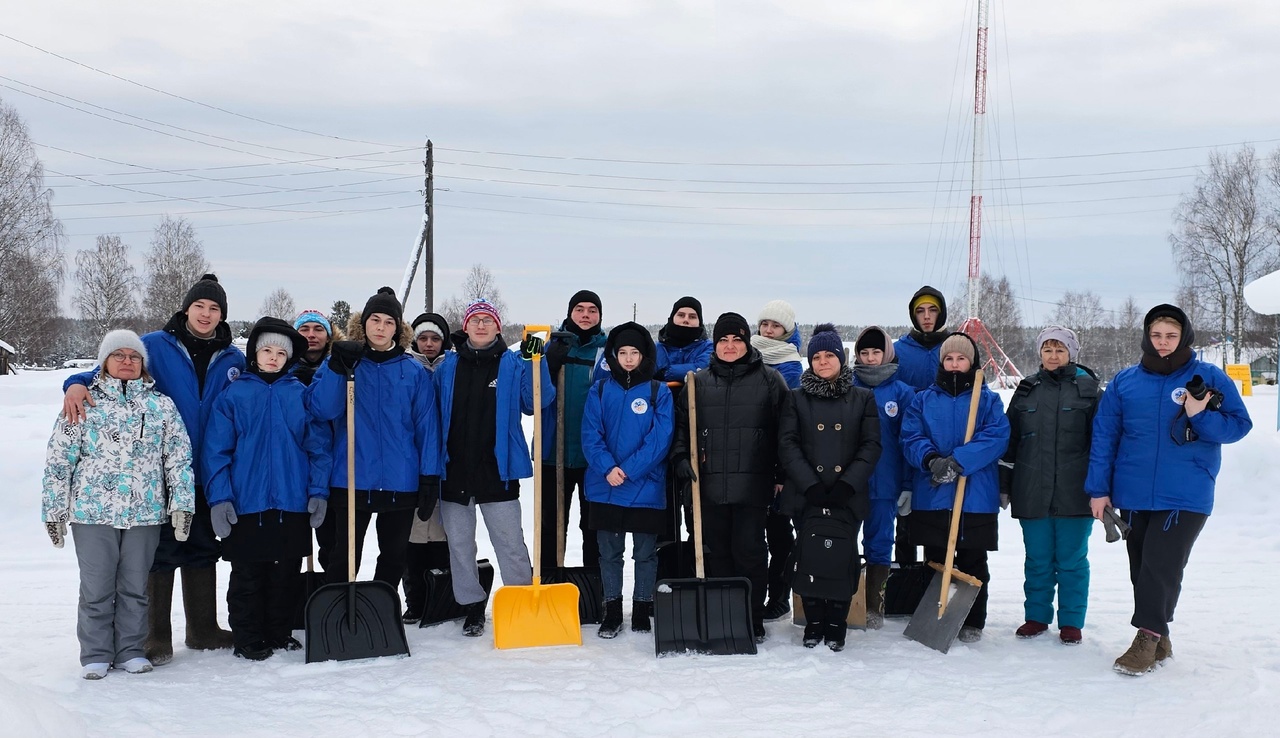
[227,559,299,647]
[894,515,919,564]
[538,464,599,575]
[1125,509,1207,636]
[325,506,416,592]
[152,487,221,571]
[700,502,768,622]
[315,504,336,573]
[923,545,990,629]
[765,509,794,601]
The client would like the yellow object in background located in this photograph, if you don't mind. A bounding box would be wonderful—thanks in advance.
[1226,364,1253,396]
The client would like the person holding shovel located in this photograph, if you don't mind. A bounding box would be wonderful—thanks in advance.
[1085,304,1251,676]
[900,332,1009,644]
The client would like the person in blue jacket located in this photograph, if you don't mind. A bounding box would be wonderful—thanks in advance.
[61,273,243,664]
[655,296,713,382]
[851,326,916,630]
[582,322,674,639]
[304,287,441,602]
[1085,304,1251,676]
[435,299,553,637]
[901,332,1010,644]
[894,286,949,391]
[204,318,331,661]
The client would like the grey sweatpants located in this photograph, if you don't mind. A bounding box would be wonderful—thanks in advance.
[71,523,161,665]
[439,499,532,606]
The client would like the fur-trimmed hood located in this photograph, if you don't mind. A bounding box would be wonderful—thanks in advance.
[346,311,413,349]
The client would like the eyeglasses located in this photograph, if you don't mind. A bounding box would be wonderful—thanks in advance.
[469,317,496,327]
[108,352,143,364]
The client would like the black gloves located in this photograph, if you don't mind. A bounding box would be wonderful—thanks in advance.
[520,335,545,359]
[804,481,857,509]
[329,340,364,377]
[417,476,440,522]
[928,455,963,486]
[673,458,698,484]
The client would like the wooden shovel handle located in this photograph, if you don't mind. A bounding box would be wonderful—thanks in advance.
[347,377,356,584]
[939,368,984,617]
[524,325,548,584]
[556,367,567,567]
[686,372,705,580]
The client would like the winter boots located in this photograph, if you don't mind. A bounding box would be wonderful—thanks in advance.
[865,564,889,631]
[825,599,851,652]
[1114,629,1163,676]
[1016,620,1049,639]
[958,626,983,643]
[181,566,235,650]
[801,599,826,648]
[1059,626,1083,645]
[462,602,486,637]
[631,600,652,633]
[1156,633,1173,663]
[234,641,273,661]
[598,599,624,639]
[144,571,175,665]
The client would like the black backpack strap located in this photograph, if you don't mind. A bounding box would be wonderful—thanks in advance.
[650,379,659,408]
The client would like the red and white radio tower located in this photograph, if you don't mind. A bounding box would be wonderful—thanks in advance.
[956,0,1022,387]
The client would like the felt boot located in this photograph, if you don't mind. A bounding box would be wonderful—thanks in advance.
[144,571,175,665]
[181,566,234,650]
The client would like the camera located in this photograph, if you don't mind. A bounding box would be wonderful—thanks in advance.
[1184,374,1224,411]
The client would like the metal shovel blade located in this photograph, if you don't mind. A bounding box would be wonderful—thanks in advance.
[903,571,982,654]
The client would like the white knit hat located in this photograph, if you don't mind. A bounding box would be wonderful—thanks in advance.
[757,299,796,332]
[97,330,148,367]
[254,331,295,360]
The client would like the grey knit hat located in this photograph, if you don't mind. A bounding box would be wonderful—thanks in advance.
[97,330,148,368]
[254,331,295,360]
[1035,326,1080,363]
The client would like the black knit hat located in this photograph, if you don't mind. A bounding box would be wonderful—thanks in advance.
[712,312,751,343]
[669,296,703,324]
[411,311,453,351]
[613,326,650,355]
[182,273,228,317]
[567,289,602,317]
[362,286,402,327]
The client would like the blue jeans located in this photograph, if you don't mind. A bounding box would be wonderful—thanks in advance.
[597,531,658,602]
[1020,517,1093,629]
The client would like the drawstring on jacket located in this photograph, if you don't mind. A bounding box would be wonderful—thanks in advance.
[1163,510,1180,531]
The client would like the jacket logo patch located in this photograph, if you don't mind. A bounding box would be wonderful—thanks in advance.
[631,398,649,414]
[1171,387,1187,404]
[884,401,898,417]
[823,538,833,549]
[227,367,240,382]
[488,378,498,388]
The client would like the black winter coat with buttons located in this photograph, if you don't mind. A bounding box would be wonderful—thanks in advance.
[671,348,791,507]
[777,369,882,520]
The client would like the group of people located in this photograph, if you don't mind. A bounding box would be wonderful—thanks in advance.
[39,274,1251,680]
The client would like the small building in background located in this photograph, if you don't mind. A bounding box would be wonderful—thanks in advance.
[0,339,15,375]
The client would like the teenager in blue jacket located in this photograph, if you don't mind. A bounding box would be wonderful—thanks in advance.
[894,286,949,391]
[204,318,331,660]
[61,274,243,663]
[1086,304,1251,676]
[851,326,916,629]
[655,296,712,382]
[582,322,674,639]
[901,332,1010,643]
[304,287,441,599]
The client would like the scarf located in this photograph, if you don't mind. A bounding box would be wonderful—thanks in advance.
[853,362,899,388]
[908,329,947,349]
[800,365,854,399]
[659,322,705,349]
[751,334,802,366]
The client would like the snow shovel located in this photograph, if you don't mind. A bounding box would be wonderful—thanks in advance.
[904,369,986,654]
[653,371,757,656]
[492,325,583,649]
[305,373,410,663]
[541,366,605,624]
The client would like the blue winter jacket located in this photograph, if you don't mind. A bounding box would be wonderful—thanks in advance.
[901,383,1009,513]
[853,374,916,502]
[65,327,245,488]
[203,373,332,515]
[893,334,943,391]
[1084,359,1251,515]
[655,339,712,383]
[433,349,554,484]
[581,378,674,510]
[304,351,441,495]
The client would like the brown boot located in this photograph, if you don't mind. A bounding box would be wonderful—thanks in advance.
[865,565,890,630]
[180,566,234,650]
[144,571,175,665]
[1113,630,1161,676]
[1155,633,1173,663]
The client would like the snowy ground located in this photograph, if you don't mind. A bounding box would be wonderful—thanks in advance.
[1,369,1276,737]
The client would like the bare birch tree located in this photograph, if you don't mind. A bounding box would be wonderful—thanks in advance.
[75,235,140,333]
[259,288,296,320]
[142,215,209,327]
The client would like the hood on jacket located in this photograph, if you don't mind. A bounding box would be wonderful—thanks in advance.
[908,285,948,336]
[935,331,981,396]
[604,321,657,388]
[246,316,308,374]
[346,310,413,349]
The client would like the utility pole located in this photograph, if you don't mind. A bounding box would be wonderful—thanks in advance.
[424,140,435,312]
[399,138,434,311]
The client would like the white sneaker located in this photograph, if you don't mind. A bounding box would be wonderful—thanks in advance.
[81,663,110,680]
[120,657,153,674]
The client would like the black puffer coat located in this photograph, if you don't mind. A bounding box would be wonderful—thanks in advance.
[671,348,790,507]
[778,369,882,520]
[1000,363,1100,519]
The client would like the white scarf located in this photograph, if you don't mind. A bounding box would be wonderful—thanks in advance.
[750,334,801,366]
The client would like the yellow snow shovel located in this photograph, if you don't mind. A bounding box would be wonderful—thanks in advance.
[492,325,583,649]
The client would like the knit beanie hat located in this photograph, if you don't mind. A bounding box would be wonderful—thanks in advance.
[255,332,295,360]
[854,326,896,363]
[613,326,649,355]
[182,273,228,317]
[293,309,332,336]
[412,312,453,350]
[939,332,977,366]
[757,299,796,333]
[361,286,402,327]
[97,330,148,368]
[1035,326,1080,363]
[669,296,704,324]
[806,323,845,367]
[909,286,948,333]
[462,299,502,332]
[712,312,751,343]
[567,289,603,317]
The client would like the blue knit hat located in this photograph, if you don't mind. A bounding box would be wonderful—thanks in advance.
[293,309,332,336]
[807,323,845,367]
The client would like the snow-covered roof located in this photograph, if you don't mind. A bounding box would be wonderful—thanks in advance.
[0,339,14,354]
[1245,269,1280,314]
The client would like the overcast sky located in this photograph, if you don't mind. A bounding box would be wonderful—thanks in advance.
[4,1,1280,332]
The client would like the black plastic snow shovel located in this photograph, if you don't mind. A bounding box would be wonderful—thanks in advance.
[541,367,605,624]
[903,369,986,655]
[305,374,410,663]
[653,371,757,657]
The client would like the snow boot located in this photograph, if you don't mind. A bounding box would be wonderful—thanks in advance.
[144,571,175,666]
[1113,629,1161,676]
[958,626,983,643]
[271,636,303,651]
[1155,633,1173,663]
[753,618,768,644]
[1059,626,1083,645]
[631,600,652,633]
[462,602,485,637]
[763,597,791,622]
[865,564,890,631]
[825,599,850,652]
[120,657,153,674]
[401,542,428,624]
[801,598,826,648]
[1016,620,1049,639]
[81,662,110,680]
[598,598,624,639]
[233,641,273,661]
[181,566,234,650]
